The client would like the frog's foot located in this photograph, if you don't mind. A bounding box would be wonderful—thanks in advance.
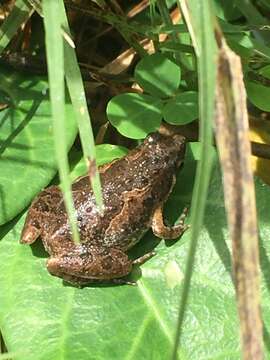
[111,278,137,286]
[46,245,133,284]
[151,205,189,240]
[132,251,156,265]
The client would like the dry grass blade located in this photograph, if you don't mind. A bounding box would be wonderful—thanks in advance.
[214,27,263,360]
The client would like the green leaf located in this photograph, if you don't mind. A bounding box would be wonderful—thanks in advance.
[258,65,270,80]
[226,32,254,58]
[246,81,270,111]
[163,91,198,125]
[69,144,128,181]
[134,53,181,98]
[251,38,270,61]
[234,0,268,26]
[107,93,163,139]
[1,155,270,359]
[258,0,270,11]
[95,144,128,166]
[0,66,78,225]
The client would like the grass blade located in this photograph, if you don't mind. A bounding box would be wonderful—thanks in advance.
[43,0,80,243]
[156,0,181,64]
[215,27,263,360]
[0,0,33,54]
[234,0,268,25]
[57,0,103,209]
[172,1,217,357]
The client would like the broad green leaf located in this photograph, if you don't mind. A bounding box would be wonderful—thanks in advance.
[70,144,128,181]
[246,81,270,111]
[107,93,163,139]
[163,91,198,125]
[95,144,128,165]
[226,32,253,58]
[0,66,78,225]
[134,53,181,98]
[1,152,270,359]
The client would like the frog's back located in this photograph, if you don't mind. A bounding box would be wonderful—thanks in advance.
[70,132,185,250]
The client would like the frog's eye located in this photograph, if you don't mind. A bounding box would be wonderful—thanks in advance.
[85,206,92,214]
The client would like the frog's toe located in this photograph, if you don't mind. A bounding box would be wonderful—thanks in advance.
[20,223,41,244]
[152,205,189,239]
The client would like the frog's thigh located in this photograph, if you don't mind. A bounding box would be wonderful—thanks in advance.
[46,246,133,282]
[51,272,93,287]
[151,205,189,239]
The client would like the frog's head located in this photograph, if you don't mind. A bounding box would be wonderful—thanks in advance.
[144,132,186,169]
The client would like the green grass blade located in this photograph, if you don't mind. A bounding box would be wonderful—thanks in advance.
[0,0,33,54]
[43,0,80,243]
[56,0,104,210]
[156,0,181,64]
[172,0,217,357]
[27,0,43,17]
[234,0,268,25]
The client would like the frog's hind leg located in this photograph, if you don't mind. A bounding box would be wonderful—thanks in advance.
[46,245,134,285]
[151,205,189,239]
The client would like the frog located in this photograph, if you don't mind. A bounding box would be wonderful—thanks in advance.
[20,132,188,285]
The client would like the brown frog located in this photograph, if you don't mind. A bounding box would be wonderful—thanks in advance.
[20,132,188,285]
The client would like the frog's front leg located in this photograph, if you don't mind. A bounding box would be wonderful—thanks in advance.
[46,245,133,284]
[20,209,41,244]
[151,205,189,239]
[21,186,61,244]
